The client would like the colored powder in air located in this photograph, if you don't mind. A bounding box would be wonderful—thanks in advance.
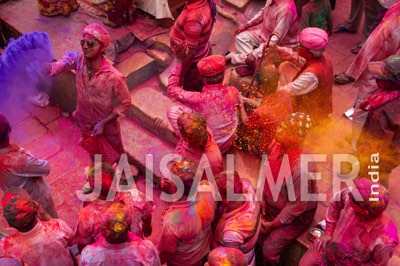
[0,31,54,121]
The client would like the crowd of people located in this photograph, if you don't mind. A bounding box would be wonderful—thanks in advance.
[0,0,400,265]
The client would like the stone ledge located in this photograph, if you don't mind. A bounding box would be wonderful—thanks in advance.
[116,52,158,88]
[222,0,251,12]
[120,117,175,184]
[127,85,179,145]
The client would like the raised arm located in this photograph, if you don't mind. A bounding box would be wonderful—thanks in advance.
[167,61,204,108]
[49,50,80,77]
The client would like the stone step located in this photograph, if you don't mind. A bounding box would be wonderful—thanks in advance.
[116,52,158,89]
[145,33,172,54]
[127,77,179,145]
[145,49,173,71]
[120,117,175,185]
[222,0,252,12]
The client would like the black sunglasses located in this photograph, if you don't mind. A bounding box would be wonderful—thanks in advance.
[80,40,98,48]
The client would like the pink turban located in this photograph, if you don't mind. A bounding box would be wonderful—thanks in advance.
[82,23,111,48]
[197,55,226,77]
[352,178,389,218]
[299,27,328,51]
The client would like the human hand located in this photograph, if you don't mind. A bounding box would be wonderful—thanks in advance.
[92,121,105,136]
[235,24,248,35]
[260,220,275,235]
[314,234,332,253]
[245,53,257,69]
[32,201,52,221]
[174,41,189,60]
[161,178,177,194]
[238,94,244,105]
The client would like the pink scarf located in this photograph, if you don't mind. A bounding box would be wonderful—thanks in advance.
[359,89,400,111]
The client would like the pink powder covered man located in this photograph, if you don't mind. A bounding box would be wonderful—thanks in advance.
[260,112,317,265]
[273,27,333,123]
[167,55,239,154]
[0,114,58,218]
[169,0,216,91]
[333,1,400,147]
[167,106,224,176]
[0,195,75,265]
[80,202,160,265]
[74,164,154,249]
[158,158,217,266]
[49,23,132,172]
[299,178,399,265]
[213,171,261,266]
[226,0,299,68]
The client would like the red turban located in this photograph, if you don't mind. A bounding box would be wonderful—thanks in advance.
[299,27,328,51]
[197,55,226,77]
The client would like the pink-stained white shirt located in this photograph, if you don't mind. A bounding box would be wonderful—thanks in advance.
[0,145,50,191]
[167,105,224,176]
[213,179,261,266]
[80,233,161,266]
[324,188,399,265]
[247,0,299,48]
[167,63,239,153]
[0,219,75,266]
[74,191,154,245]
[274,46,319,95]
[50,51,131,131]
[158,181,216,266]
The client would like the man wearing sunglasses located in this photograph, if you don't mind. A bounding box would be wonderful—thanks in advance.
[49,23,132,186]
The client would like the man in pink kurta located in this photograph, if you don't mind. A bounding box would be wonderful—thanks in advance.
[0,197,75,266]
[80,204,160,266]
[158,158,216,266]
[227,0,299,66]
[168,55,239,154]
[50,23,131,157]
[0,115,58,218]
[167,105,224,177]
[169,0,215,91]
[213,172,261,266]
[299,178,399,265]
[260,113,317,265]
[335,2,400,143]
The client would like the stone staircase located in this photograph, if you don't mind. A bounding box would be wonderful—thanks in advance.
[5,1,400,264]
[0,0,314,198]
